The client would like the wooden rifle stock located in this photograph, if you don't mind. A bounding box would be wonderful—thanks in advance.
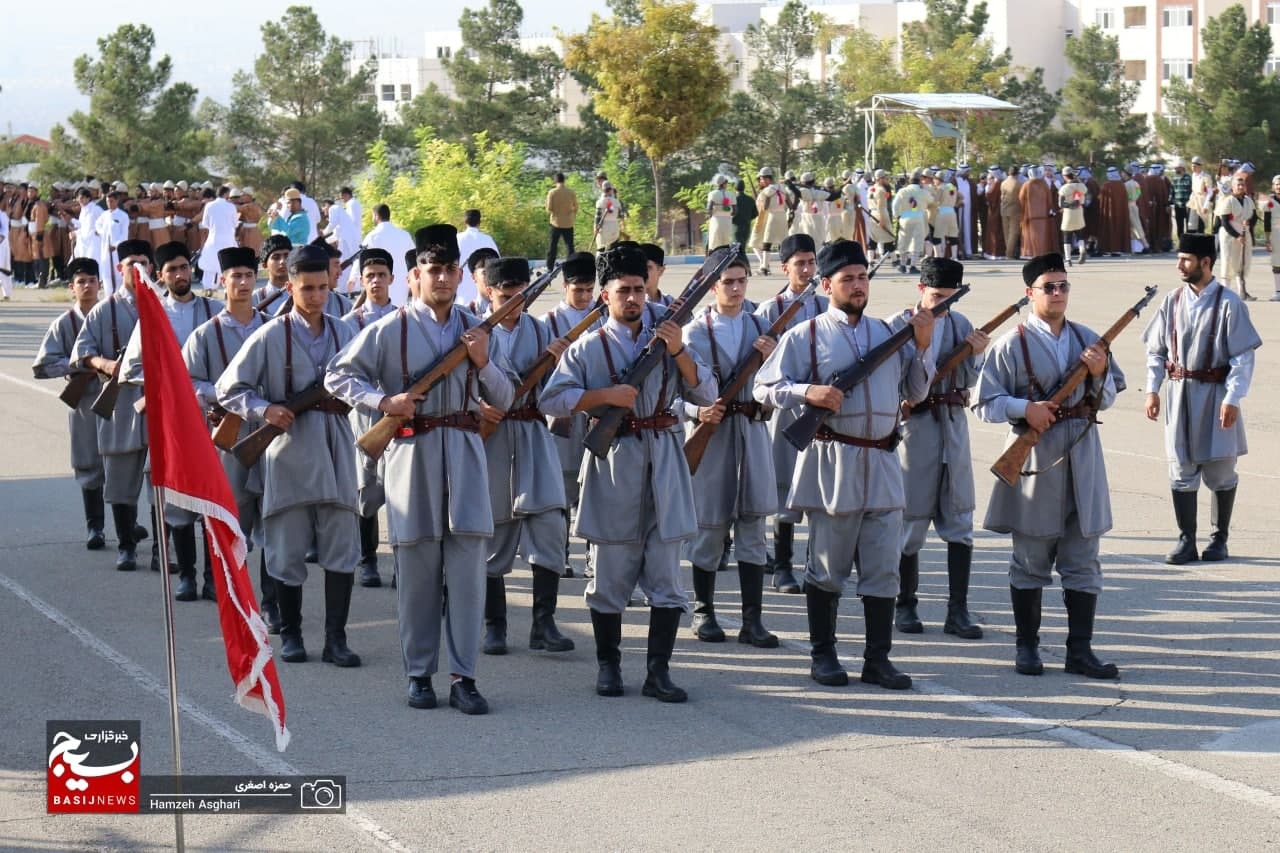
[356,263,562,460]
[482,298,606,442]
[990,285,1158,487]
[929,295,1029,390]
[781,285,971,451]
[90,356,124,419]
[581,245,741,460]
[211,409,242,451]
[683,276,819,474]
[232,382,332,468]
[59,370,98,409]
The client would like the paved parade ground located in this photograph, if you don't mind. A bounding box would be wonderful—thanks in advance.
[0,253,1277,851]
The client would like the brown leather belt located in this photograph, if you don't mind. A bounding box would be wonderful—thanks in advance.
[1056,401,1097,421]
[1165,362,1228,383]
[610,412,679,437]
[313,398,353,416]
[909,388,970,416]
[395,412,480,438]
[724,400,771,421]
[503,403,544,422]
[813,425,900,451]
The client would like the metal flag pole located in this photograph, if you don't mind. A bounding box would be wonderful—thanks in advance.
[152,483,186,852]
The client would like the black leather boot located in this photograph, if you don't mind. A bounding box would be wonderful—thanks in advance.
[860,596,912,689]
[357,514,381,587]
[483,575,508,655]
[771,521,801,593]
[172,524,198,602]
[737,562,778,648]
[943,542,982,639]
[690,568,725,642]
[590,609,624,696]
[83,488,105,550]
[806,585,848,686]
[1166,489,1199,564]
[277,583,306,662]
[201,528,217,601]
[1010,585,1044,675]
[321,570,361,667]
[1201,486,1236,562]
[641,607,688,702]
[529,565,574,652]
[1063,589,1119,679]
[895,552,923,633]
[111,503,137,571]
[259,551,280,634]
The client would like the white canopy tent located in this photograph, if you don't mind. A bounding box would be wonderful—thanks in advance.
[856,93,1020,169]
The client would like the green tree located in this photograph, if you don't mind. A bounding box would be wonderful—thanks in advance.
[1159,5,1279,168]
[902,0,990,56]
[39,24,210,182]
[565,0,730,230]
[1048,26,1147,166]
[215,6,381,194]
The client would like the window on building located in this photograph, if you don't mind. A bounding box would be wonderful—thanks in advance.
[1265,57,1280,75]
[731,59,742,78]
[1162,7,1192,27]
[1095,8,1115,29]
[436,45,453,59]
[380,84,395,102]
[1123,59,1147,81]
[1124,6,1146,28]
[400,84,411,100]
[1269,4,1280,25]
[1162,59,1193,81]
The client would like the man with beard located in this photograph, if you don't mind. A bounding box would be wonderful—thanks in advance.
[755,240,936,689]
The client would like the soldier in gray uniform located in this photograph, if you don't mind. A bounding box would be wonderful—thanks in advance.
[476,257,575,657]
[251,235,293,314]
[1143,233,1261,564]
[755,239,936,690]
[288,236,351,318]
[974,253,1123,680]
[753,233,826,593]
[71,239,154,572]
[119,241,224,592]
[32,257,107,550]
[892,258,987,639]
[216,244,363,671]
[326,225,515,715]
[541,251,600,577]
[681,256,779,648]
[540,245,717,702]
[184,246,272,625]
[340,248,399,587]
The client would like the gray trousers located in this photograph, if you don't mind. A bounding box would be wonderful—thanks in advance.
[103,450,146,505]
[486,509,567,576]
[686,516,767,569]
[72,459,104,491]
[394,536,486,679]
[1169,458,1237,492]
[805,509,902,598]
[264,504,358,586]
[586,479,687,613]
[1009,511,1102,595]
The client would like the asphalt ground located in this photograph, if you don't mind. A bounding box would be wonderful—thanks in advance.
[0,252,1277,851]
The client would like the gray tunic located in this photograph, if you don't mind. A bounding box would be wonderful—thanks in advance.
[271,288,349,318]
[324,303,516,544]
[33,306,103,487]
[252,283,289,315]
[341,300,398,516]
[70,291,147,455]
[891,310,981,520]
[215,312,359,520]
[754,287,830,514]
[484,312,566,522]
[1142,279,1261,466]
[973,316,1124,539]
[754,305,935,515]
[540,318,717,544]
[541,302,603,482]
[681,308,777,526]
[183,309,268,522]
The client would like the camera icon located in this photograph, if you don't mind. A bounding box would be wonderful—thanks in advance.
[299,779,343,810]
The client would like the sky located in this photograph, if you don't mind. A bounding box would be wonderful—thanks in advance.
[0,1,614,139]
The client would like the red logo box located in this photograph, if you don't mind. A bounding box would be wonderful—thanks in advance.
[47,720,140,813]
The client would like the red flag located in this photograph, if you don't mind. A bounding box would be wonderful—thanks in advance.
[134,267,289,751]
